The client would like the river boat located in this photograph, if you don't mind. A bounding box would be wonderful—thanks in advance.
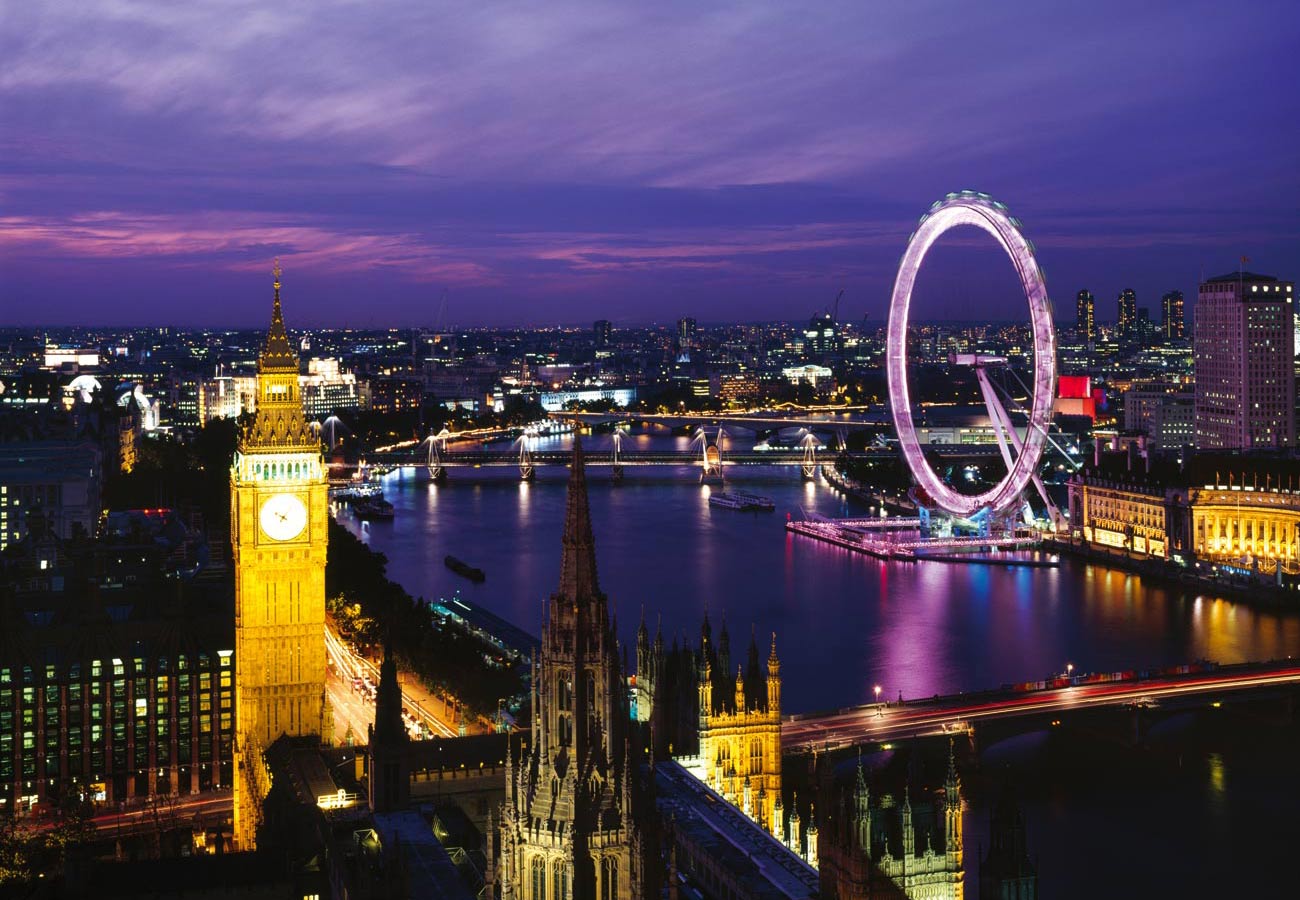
[329,480,384,501]
[445,555,486,583]
[354,497,395,520]
[709,491,775,512]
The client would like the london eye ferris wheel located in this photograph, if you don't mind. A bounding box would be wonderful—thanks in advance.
[885,192,1063,527]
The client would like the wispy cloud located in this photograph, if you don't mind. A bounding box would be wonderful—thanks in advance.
[1,1,1298,324]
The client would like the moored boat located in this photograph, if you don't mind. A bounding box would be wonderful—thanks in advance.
[445,555,486,583]
[354,497,395,520]
[708,490,775,512]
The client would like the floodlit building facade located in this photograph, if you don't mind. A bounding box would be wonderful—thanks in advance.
[1194,272,1295,450]
[230,267,331,849]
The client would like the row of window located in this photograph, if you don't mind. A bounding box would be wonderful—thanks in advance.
[0,652,230,686]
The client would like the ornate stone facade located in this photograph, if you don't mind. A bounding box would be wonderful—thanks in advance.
[818,749,964,900]
[637,612,784,844]
[488,439,654,899]
[697,627,782,836]
[231,265,331,849]
[1191,485,1300,572]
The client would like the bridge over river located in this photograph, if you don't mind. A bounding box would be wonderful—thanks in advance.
[359,439,1004,482]
[782,660,1300,753]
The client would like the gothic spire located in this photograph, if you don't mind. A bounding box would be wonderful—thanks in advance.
[372,637,407,747]
[557,435,601,603]
[946,737,960,796]
[259,257,298,372]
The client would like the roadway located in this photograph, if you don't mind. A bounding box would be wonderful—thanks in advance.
[16,791,233,841]
[782,664,1300,752]
[325,626,459,740]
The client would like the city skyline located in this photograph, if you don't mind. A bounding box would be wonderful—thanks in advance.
[3,1,1298,327]
[5,4,1300,896]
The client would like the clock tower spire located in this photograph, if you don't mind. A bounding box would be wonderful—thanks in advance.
[231,262,331,850]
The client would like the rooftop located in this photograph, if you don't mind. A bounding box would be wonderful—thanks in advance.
[1203,271,1282,284]
[656,759,819,900]
[372,809,474,900]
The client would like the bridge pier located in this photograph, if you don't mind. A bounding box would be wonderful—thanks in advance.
[1129,703,1149,748]
[611,464,624,482]
[699,467,724,485]
[428,465,447,482]
[519,464,535,482]
[801,463,818,482]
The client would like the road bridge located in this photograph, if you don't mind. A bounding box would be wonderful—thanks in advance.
[782,660,1300,753]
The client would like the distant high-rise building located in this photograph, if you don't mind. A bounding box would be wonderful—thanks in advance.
[804,312,838,358]
[1123,385,1195,450]
[1117,288,1138,341]
[593,319,613,348]
[1161,290,1186,340]
[1076,289,1096,343]
[1194,271,1295,450]
[299,357,363,419]
[677,316,698,350]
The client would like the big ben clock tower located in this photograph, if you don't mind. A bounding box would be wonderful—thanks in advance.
[231,262,331,848]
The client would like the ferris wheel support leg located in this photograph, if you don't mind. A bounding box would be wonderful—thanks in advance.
[975,367,1017,475]
[983,375,1066,531]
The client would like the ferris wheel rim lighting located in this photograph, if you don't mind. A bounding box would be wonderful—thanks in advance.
[886,192,1057,517]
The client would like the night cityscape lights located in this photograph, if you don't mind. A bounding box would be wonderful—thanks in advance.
[3,2,1299,898]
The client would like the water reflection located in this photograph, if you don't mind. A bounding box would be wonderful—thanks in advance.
[353,430,1300,713]
[1206,751,1226,799]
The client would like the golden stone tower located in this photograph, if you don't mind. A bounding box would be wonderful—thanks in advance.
[231,262,331,848]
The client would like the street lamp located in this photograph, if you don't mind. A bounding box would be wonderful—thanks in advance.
[1066,663,1074,679]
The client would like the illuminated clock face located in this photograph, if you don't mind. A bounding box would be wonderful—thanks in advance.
[259,493,308,541]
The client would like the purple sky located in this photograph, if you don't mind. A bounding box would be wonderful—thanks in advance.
[2,1,1298,327]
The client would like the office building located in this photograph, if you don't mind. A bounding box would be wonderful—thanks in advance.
[593,319,613,348]
[43,346,99,371]
[1123,386,1195,450]
[804,312,838,358]
[0,509,235,808]
[1076,289,1096,343]
[1161,290,1185,340]
[1194,271,1295,449]
[198,375,258,424]
[299,357,363,419]
[1117,289,1138,342]
[0,441,102,550]
[368,376,423,415]
[677,317,698,350]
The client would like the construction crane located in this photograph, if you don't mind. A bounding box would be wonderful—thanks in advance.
[830,288,844,324]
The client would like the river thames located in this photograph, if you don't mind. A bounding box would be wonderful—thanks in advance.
[341,428,1300,897]
[344,429,1300,714]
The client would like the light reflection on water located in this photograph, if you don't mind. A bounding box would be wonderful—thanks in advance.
[347,431,1300,714]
